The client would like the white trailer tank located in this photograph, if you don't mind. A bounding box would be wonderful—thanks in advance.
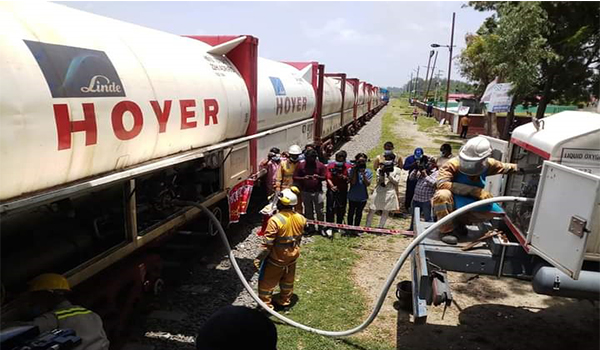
[0,2,250,202]
[505,111,600,261]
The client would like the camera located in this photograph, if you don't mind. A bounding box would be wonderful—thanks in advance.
[356,161,367,170]
[380,153,396,174]
[415,155,430,172]
[329,163,344,176]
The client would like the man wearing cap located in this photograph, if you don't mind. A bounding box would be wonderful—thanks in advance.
[24,273,109,350]
[433,136,518,245]
[403,148,430,212]
[255,189,307,310]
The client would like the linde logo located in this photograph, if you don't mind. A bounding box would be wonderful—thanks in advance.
[81,75,123,94]
[24,40,126,98]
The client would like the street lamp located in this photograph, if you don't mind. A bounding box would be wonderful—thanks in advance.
[431,12,456,114]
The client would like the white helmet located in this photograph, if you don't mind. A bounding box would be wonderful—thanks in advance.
[279,188,298,206]
[288,145,302,155]
[458,136,492,176]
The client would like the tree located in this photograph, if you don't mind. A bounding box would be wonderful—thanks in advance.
[467,1,600,120]
[459,33,498,99]
[534,2,600,118]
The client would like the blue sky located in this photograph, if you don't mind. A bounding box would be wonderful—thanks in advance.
[58,1,492,88]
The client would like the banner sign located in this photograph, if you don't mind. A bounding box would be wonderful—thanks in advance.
[228,178,255,223]
[488,83,513,113]
[457,106,470,116]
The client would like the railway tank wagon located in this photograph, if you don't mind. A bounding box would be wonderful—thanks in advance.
[0,1,389,338]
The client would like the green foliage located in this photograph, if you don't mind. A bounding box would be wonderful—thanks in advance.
[459,33,498,97]
[491,2,555,99]
[464,1,600,117]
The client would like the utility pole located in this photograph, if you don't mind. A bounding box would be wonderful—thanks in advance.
[414,66,420,100]
[408,72,413,100]
[425,51,439,102]
[434,70,444,102]
[444,12,456,114]
[422,50,435,101]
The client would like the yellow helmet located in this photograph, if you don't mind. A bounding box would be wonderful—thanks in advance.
[28,273,71,292]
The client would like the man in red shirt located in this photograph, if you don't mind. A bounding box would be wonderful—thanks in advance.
[293,149,327,235]
[326,151,351,233]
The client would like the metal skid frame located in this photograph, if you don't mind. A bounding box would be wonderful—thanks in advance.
[410,213,536,323]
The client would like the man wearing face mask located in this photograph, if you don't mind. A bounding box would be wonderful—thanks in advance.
[293,149,326,235]
[374,142,403,216]
[366,152,402,228]
[260,147,282,197]
[403,148,429,212]
[437,143,453,168]
[433,137,518,245]
[373,141,401,170]
[325,151,351,233]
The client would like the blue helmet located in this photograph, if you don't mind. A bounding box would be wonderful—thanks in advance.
[414,148,424,160]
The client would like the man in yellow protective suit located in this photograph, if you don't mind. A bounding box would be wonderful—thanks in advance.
[24,273,110,350]
[255,188,307,310]
[433,136,518,245]
[275,145,302,192]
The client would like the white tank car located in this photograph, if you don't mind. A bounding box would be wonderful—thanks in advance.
[256,59,316,158]
[331,78,356,127]
[357,82,367,117]
[0,2,250,202]
[257,58,316,132]
[321,77,344,138]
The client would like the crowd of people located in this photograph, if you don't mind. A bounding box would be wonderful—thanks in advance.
[259,141,458,236]
[6,136,517,350]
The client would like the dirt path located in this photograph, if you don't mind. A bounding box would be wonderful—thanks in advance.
[352,107,599,349]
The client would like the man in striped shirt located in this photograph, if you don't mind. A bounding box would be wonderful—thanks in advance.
[408,158,438,231]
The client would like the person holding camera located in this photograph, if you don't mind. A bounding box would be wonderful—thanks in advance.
[403,148,429,211]
[408,157,438,231]
[366,153,402,228]
[326,151,351,232]
[347,153,372,231]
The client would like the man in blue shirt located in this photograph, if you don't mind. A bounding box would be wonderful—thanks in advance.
[403,148,430,211]
[347,153,372,233]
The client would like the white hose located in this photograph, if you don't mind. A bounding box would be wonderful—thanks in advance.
[175,196,533,337]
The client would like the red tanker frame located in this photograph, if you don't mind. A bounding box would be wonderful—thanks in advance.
[184,35,259,172]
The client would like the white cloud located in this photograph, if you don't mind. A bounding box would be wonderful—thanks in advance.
[303,48,322,59]
[302,18,384,45]
[407,22,425,32]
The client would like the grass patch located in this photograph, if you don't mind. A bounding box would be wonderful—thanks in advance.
[275,236,394,350]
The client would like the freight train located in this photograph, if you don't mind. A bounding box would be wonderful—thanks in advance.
[0,1,388,337]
